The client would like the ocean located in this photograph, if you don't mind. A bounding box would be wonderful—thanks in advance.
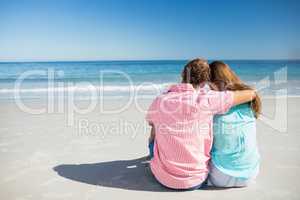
[0,60,299,101]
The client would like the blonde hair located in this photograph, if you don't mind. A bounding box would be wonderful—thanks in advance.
[210,61,262,118]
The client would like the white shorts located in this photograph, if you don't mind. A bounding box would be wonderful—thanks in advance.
[207,163,257,187]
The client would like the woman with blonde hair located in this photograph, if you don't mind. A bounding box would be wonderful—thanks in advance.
[208,61,261,187]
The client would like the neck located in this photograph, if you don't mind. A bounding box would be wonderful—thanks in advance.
[193,82,205,89]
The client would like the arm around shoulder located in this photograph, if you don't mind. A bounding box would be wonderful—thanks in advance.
[232,90,256,106]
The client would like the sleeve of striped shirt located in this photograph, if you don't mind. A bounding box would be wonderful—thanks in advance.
[146,97,160,125]
[208,90,234,114]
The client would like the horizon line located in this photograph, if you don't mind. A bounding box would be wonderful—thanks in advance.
[1,58,300,63]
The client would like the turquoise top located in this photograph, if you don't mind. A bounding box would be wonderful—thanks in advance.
[211,103,260,179]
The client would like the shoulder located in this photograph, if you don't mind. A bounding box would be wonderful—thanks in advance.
[216,103,255,120]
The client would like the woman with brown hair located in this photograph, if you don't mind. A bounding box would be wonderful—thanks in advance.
[208,61,261,187]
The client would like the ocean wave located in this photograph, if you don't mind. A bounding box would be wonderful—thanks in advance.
[0,83,173,94]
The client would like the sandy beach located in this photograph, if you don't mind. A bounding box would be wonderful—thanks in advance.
[0,96,299,200]
[0,0,298,198]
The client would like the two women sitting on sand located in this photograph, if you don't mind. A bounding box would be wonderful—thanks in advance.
[146,58,261,190]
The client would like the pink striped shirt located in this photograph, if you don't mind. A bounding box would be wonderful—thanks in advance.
[146,83,233,189]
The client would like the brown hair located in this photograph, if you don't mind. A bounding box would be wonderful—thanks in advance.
[182,58,210,87]
[209,61,262,118]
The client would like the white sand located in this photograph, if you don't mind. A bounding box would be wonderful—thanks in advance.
[0,97,299,200]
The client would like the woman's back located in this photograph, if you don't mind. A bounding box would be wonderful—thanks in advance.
[211,103,260,179]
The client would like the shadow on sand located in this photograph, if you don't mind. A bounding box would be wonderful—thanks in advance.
[54,156,226,192]
[53,156,169,192]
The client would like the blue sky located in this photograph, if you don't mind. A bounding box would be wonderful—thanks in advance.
[0,0,299,61]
